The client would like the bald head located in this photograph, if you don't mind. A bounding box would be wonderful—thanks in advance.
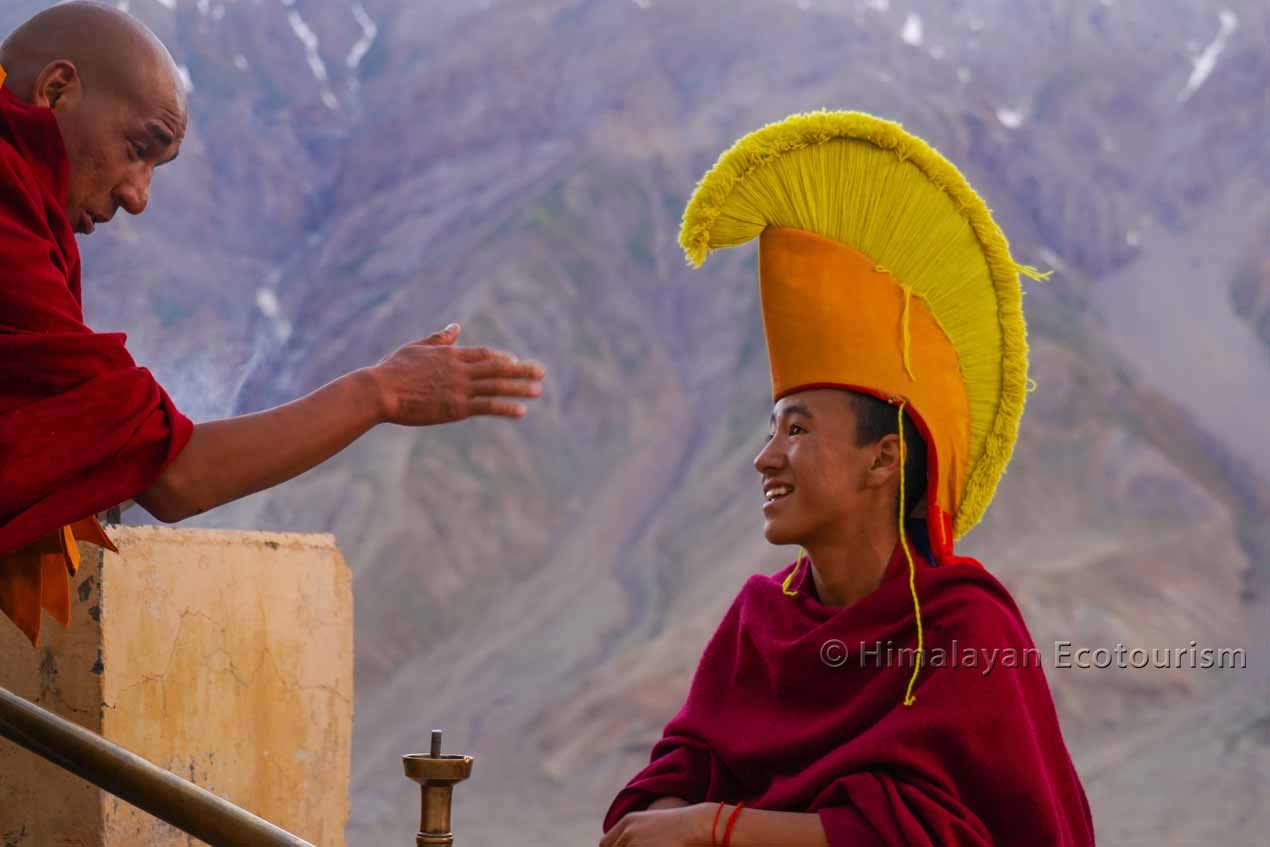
[1,1,184,107]
[1,1,187,234]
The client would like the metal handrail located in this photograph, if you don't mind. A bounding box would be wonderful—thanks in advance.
[0,685,316,846]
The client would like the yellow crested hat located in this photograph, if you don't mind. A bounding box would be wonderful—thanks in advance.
[682,111,1043,561]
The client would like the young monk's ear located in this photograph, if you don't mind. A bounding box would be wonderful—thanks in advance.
[867,434,902,488]
[33,61,81,111]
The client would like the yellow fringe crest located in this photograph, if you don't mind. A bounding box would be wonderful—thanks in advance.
[1015,263,1054,282]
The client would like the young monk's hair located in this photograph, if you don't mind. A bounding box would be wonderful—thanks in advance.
[846,391,927,518]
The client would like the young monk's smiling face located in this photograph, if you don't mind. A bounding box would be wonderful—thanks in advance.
[753,388,902,548]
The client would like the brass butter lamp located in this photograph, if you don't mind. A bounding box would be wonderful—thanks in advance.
[403,730,474,847]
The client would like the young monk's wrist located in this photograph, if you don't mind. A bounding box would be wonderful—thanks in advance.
[690,802,720,845]
[647,795,691,811]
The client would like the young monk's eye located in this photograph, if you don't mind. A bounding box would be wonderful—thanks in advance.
[789,424,805,436]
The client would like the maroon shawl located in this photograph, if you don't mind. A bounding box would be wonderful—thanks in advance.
[0,80,192,639]
[604,548,1095,846]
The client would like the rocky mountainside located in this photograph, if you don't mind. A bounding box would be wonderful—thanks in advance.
[4,1,1270,844]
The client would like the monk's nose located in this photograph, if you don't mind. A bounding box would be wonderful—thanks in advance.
[754,437,785,474]
[116,174,150,216]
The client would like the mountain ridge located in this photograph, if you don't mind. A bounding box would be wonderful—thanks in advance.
[4,1,1268,844]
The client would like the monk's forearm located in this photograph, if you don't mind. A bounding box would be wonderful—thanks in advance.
[138,369,384,521]
[720,806,829,847]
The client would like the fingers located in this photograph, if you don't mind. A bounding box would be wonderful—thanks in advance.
[451,342,546,379]
[469,358,546,381]
[599,818,627,847]
[457,345,500,363]
[471,378,543,399]
[466,397,528,419]
[457,345,536,368]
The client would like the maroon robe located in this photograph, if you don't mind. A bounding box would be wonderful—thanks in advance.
[0,74,193,643]
[604,546,1095,846]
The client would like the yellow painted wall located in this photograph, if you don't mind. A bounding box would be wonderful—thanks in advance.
[0,526,353,846]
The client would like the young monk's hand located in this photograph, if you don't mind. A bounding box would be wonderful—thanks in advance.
[599,802,713,847]
[368,323,545,424]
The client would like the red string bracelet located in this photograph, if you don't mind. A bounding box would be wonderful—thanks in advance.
[711,801,726,847]
[721,801,746,847]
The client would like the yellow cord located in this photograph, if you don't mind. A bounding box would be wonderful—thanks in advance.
[900,286,916,381]
[785,403,924,706]
[782,548,806,596]
[898,401,924,706]
[783,402,923,705]
[879,263,916,383]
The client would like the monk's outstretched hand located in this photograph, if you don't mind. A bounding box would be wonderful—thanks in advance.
[370,323,545,424]
[599,803,713,847]
[133,322,543,523]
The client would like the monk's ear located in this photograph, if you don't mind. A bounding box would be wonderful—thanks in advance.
[32,60,81,111]
[867,434,902,488]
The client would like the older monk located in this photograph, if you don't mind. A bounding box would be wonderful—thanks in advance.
[0,2,546,644]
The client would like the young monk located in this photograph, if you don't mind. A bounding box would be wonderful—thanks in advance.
[600,112,1095,846]
[0,2,545,645]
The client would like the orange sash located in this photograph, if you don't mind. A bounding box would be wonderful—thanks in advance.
[0,517,118,645]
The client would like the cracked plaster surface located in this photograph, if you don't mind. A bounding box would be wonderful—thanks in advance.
[1,527,352,847]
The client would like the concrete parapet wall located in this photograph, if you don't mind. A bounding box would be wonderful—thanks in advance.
[0,526,353,847]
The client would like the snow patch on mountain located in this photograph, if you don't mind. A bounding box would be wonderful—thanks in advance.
[348,3,379,70]
[1180,9,1238,102]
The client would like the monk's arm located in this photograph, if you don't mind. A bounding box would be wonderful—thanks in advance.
[717,805,829,847]
[135,368,380,522]
[601,803,830,847]
[135,327,544,523]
